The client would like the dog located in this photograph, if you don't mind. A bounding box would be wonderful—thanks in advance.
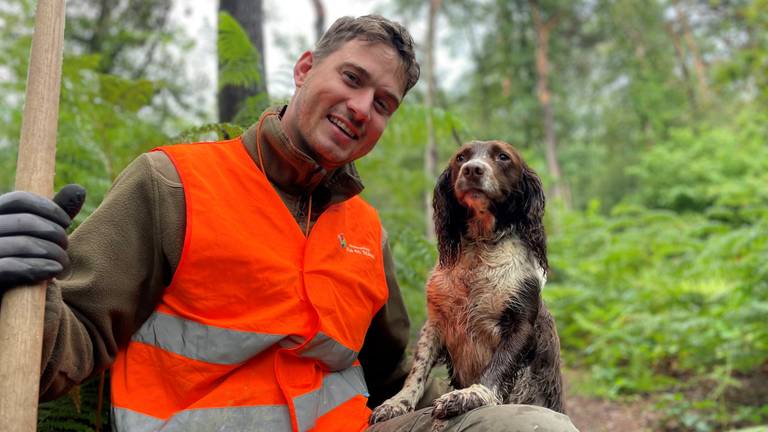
[370,140,565,427]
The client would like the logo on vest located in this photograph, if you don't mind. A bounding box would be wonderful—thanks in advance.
[337,233,375,259]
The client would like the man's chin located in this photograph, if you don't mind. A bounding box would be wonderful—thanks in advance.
[312,145,350,170]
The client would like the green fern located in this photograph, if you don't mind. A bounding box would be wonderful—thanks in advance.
[232,93,271,127]
[218,11,262,90]
[38,375,109,431]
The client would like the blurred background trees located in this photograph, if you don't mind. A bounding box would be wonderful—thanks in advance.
[1,0,766,430]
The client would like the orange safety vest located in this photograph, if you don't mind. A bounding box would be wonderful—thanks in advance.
[111,138,389,431]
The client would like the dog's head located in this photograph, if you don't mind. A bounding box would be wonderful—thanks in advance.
[433,140,547,270]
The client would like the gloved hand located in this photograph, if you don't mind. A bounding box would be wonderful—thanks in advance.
[0,185,86,291]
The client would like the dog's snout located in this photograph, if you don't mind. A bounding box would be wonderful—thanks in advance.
[461,162,485,179]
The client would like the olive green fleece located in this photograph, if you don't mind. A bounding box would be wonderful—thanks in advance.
[367,405,579,432]
[37,106,421,408]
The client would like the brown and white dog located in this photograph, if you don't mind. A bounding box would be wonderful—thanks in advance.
[370,140,565,426]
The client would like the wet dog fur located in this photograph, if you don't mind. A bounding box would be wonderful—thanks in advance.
[370,140,565,426]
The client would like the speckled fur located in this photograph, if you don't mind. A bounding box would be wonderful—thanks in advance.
[428,236,545,387]
[370,141,565,426]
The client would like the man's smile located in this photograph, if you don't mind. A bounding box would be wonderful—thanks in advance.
[328,115,359,140]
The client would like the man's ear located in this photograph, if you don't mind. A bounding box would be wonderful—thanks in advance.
[294,51,314,88]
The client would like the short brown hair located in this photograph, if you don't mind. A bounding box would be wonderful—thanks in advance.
[314,15,420,96]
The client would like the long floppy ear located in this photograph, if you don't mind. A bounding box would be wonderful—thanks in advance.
[433,167,465,268]
[497,163,548,273]
[519,164,545,224]
[519,164,548,272]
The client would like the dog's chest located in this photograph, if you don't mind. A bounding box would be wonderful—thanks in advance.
[427,238,539,385]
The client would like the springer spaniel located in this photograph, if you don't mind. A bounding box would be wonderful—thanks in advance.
[370,140,565,427]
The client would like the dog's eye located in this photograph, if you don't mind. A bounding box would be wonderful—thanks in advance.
[498,153,510,161]
[456,154,466,163]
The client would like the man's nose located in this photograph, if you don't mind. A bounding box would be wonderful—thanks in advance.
[347,89,373,123]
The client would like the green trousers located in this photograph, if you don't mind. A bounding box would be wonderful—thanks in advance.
[367,405,579,432]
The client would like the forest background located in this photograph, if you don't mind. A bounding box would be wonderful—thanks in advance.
[0,0,766,431]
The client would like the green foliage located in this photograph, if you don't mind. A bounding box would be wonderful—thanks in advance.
[712,0,768,106]
[627,116,768,215]
[656,393,768,432]
[0,0,199,220]
[218,11,268,126]
[38,376,109,431]
[218,12,263,90]
[545,108,768,429]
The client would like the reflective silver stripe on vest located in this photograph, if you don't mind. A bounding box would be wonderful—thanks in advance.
[113,408,165,432]
[113,404,291,432]
[132,311,284,365]
[280,332,358,371]
[112,367,367,432]
[294,365,369,432]
[133,312,359,369]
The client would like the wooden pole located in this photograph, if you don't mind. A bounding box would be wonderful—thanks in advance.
[0,0,67,430]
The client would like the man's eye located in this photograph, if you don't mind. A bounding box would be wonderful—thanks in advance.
[343,71,359,85]
[375,99,391,115]
[498,153,510,161]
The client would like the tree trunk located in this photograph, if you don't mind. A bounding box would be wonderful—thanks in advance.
[528,0,569,207]
[310,0,325,43]
[218,0,267,123]
[424,0,442,241]
[673,0,710,104]
[665,21,698,113]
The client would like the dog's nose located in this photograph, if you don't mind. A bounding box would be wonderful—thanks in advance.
[461,162,485,178]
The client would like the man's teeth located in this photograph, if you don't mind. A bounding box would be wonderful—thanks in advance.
[329,117,356,138]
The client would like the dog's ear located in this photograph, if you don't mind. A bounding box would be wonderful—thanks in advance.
[519,164,548,272]
[519,164,545,223]
[497,163,548,273]
[496,163,545,225]
[433,167,465,268]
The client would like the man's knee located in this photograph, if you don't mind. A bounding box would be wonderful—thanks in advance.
[455,404,579,432]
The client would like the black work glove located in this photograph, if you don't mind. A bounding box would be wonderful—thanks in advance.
[0,185,86,291]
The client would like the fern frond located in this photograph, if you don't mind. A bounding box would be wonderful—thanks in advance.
[218,11,262,89]
[232,93,270,127]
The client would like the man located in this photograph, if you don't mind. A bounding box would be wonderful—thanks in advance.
[0,15,577,432]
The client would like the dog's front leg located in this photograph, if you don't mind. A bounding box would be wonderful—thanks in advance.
[432,318,536,419]
[369,321,442,424]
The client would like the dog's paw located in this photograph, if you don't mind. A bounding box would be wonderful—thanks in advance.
[369,397,415,425]
[431,384,501,419]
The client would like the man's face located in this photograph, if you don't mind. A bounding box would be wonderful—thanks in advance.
[282,39,406,170]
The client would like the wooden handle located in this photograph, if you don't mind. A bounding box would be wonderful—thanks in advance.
[0,0,67,430]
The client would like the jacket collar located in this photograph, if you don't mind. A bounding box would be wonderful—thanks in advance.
[240,106,365,206]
